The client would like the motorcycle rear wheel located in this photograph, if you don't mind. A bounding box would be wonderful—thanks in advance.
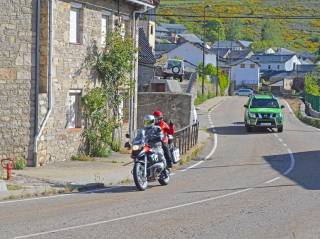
[133,163,148,191]
[158,169,170,186]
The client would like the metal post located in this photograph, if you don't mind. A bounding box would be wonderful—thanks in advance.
[201,6,206,96]
[216,26,220,96]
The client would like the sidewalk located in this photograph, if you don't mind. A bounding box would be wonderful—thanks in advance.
[0,98,223,201]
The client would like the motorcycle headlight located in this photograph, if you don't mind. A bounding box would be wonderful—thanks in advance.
[132,145,140,151]
[248,112,256,118]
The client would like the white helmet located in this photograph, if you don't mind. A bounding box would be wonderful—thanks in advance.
[143,115,155,128]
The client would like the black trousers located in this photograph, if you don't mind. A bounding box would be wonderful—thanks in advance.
[162,142,173,167]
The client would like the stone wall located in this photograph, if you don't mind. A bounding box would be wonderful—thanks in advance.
[0,0,36,163]
[37,0,136,165]
[137,92,192,130]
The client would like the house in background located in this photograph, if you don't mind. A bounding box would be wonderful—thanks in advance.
[164,42,217,67]
[138,28,156,92]
[177,33,203,45]
[159,23,187,35]
[139,8,156,52]
[251,54,301,72]
[212,40,248,51]
[226,49,254,62]
[230,59,260,89]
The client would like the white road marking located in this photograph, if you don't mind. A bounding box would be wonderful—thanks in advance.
[181,161,204,172]
[283,143,288,147]
[278,138,283,143]
[14,188,253,239]
[283,148,295,176]
[265,177,281,184]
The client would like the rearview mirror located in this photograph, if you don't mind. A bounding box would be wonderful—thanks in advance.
[244,105,248,108]
[281,105,285,109]
[125,133,130,139]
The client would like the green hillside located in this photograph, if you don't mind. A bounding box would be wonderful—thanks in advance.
[158,0,320,53]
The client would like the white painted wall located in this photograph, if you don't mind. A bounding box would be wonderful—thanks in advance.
[166,42,216,66]
[231,60,260,86]
[259,55,301,71]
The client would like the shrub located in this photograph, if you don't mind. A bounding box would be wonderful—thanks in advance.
[14,158,26,170]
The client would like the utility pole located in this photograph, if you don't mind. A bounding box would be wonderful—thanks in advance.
[202,5,210,96]
[216,25,220,96]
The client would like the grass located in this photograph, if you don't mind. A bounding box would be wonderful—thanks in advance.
[179,143,205,166]
[71,154,94,161]
[118,178,133,185]
[7,184,24,191]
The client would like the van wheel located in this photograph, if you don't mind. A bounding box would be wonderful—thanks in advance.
[277,126,283,133]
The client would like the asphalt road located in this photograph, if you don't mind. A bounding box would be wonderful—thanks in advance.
[1,96,320,239]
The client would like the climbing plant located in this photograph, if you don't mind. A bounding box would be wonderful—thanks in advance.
[82,30,136,156]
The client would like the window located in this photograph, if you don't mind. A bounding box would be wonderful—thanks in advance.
[268,65,271,70]
[240,64,245,68]
[150,25,154,36]
[250,64,255,69]
[67,90,81,129]
[70,5,81,43]
[277,65,280,70]
[101,15,109,45]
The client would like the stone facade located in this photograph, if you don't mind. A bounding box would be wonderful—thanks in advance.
[137,92,192,130]
[37,0,136,165]
[0,0,36,163]
[0,0,153,166]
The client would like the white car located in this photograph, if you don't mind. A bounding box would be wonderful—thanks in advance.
[235,88,254,97]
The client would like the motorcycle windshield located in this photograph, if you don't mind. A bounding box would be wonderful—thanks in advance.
[132,128,146,146]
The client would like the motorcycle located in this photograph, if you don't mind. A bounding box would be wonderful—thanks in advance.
[129,130,170,191]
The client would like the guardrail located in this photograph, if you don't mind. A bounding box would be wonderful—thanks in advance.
[174,121,199,155]
[306,93,320,112]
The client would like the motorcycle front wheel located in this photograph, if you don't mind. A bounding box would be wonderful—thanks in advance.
[133,162,148,191]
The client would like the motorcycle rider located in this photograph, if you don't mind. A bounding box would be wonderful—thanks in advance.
[153,111,174,168]
[140,115,167,170]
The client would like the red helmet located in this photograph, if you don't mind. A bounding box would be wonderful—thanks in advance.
[153,111,163,118]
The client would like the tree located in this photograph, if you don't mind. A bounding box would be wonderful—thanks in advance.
[205,20,225,43]
[261,20,283,45]
[225,19,243,41]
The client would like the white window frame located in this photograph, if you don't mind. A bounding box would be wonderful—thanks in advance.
[69,3,82,44]
[67,90,82,129]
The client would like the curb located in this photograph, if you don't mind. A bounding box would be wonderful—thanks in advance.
[0,180,7,193]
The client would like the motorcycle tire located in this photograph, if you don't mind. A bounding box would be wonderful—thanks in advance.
[158,169,170,186]
[133,163,148,191]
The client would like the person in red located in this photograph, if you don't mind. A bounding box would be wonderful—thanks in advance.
[153,111,174,168]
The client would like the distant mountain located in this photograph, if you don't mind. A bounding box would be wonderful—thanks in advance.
[158,0,320,53]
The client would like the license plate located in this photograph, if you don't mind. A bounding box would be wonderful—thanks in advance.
[260,123,272,126]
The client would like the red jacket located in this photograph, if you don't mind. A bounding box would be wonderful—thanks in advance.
[158,120,174,143]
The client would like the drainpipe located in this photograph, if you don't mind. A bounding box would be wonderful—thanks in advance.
[34,0,53,166]
[34,0,40,165]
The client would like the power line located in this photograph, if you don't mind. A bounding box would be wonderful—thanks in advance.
[142,13,320,20]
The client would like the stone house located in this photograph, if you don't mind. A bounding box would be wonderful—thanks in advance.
[0,0,157,166]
